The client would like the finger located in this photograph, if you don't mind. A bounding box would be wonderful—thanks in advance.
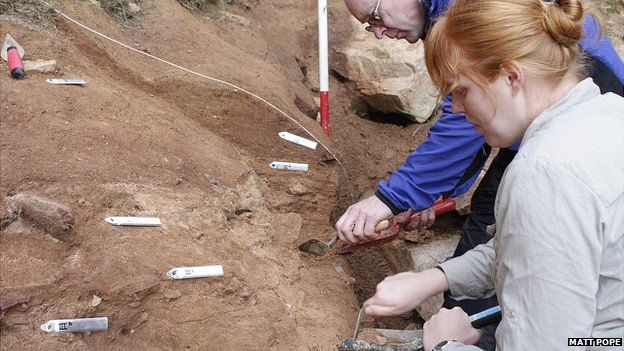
[424,208,436,228]
[363,219,382,240]
[364,304,401,317]
[336,218,353,244]
[352,216,366,243]
[384,271,412,281]
[405,214,421,231]
[394,209,412,225]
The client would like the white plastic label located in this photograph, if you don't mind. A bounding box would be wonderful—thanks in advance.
[278,132,318,150]
[269,161,309,172]
[105,217,162,226]
[167,265,224,280]
[46,78,86,85]
[40,317,108,333]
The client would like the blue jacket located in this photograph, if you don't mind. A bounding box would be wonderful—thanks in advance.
[376,1,624,214]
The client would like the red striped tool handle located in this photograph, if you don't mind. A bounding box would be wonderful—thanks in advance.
[338,198,457,254]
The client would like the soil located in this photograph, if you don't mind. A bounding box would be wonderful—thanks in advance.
[1,0,621,350]
[0,1,434,350]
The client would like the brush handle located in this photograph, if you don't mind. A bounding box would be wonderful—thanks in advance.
[470,305,502,328]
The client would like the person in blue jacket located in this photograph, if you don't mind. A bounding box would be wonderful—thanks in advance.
[337,0,623,349]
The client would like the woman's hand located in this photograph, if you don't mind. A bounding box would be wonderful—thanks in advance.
[364,268,449,316]
[423,307,482,351]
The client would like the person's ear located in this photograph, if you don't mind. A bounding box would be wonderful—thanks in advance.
[500,61,524,95]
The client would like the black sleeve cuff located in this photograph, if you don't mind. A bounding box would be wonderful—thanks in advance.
[375,190,403,215]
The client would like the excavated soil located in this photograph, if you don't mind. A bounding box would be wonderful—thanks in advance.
[0,1,434,350]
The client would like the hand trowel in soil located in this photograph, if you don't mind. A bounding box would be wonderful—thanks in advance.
[338,305,501,351]
[298,219,390,257]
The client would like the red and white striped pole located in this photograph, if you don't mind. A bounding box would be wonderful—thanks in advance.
[318,0,330,135]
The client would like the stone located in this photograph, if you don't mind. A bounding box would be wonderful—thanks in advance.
[127,2,141,13]
[90,295,102,307]
[5,194,74,241]
[333,17,438,123]
[164,289,182,301]
[270,213,302,246]
[287,181,308,196]
[409,236,460,320]
[23,60,57,73]
[294,94,318,120]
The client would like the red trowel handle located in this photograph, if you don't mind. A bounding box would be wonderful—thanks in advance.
[338,198,457,254]
[7,46,25,80]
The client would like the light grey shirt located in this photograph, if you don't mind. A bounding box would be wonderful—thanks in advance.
[439,79,624,350]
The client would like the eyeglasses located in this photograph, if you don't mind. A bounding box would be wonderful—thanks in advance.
[364,0,383,32]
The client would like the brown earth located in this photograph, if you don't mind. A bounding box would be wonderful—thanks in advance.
[1,0,621,350]
[0,1,432,350]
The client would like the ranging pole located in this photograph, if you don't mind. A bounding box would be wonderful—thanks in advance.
[318,0,330,135]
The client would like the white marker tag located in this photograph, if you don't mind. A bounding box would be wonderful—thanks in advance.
[278,132,318,150]
[269,161,309,172]
[167,265,224,280]
[105,217,162,226]
[46,78,86,85]
[40,317,108,333]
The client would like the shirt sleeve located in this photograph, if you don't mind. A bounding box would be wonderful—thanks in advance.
[377,96,488,214]
[438,239,497,301]
[494,157,602,350]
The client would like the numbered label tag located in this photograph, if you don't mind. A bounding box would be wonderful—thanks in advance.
[40,317,108,333]
[167,265,224,280]
[269,161,309,172]
[105,217,161,226]
[278,132,318,150]
[46,78,86,85]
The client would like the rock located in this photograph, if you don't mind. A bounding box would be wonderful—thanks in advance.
[408,237,460,320]
[23,59,56,73]
[164,289,182,301]
[90,295,102,307]
[4,194,74,241]
[127,2,141,13]
[294,94,318,120]
[287,181,308,196]
[333,17,438,123]
[270,213,302,246]
[222,11,250,26]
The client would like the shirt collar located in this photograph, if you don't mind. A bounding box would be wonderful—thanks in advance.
[521,78,600,146]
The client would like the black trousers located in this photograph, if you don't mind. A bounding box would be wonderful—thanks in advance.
[442,149,517,351]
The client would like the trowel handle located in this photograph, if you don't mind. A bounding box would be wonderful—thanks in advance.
[338,198,456,254]
[375,219,391,232]
[7,46,24,80]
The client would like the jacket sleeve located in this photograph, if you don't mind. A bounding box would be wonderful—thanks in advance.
[579,14,624,88]
[377,96,488,213]
[438,239,496,300]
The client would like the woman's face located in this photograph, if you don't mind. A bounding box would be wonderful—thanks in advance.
[451,74,526,147]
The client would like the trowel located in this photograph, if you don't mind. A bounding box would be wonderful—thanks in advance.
[338,305,502,351]
[298,220,390,257]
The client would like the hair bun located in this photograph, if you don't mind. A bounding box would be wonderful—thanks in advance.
[542,0,584,46]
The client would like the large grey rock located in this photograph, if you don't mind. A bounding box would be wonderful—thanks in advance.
[333,17,438,123]
[409,236,460,320]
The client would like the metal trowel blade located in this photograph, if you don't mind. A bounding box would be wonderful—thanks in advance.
[297,239,330,256]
